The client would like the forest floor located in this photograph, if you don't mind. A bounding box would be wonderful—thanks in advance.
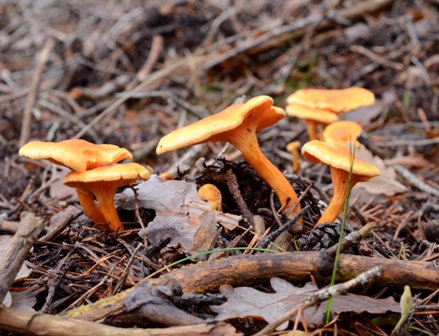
[1,0,439,335]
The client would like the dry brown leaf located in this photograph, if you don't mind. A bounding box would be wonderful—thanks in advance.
[9,286,42,310]
[211,277,400,329]
[190,211,219,259]
[353,144,407,196]
[384,155,430,169]
[122,175,241,250]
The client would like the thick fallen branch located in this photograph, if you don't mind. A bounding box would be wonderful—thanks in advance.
[0,213,44,302]
[65,251,439,322]
[0,308,239,336]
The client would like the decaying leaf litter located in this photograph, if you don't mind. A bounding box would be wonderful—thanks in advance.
[1,0,439,334]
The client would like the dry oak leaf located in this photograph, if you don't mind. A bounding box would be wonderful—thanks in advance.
[210,277,400,329]
[121,175,241,250]
[353,144,407,196]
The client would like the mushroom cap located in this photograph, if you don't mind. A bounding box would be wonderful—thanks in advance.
[63,162,150,194]
[285,103,339,124]
[156,95,285,154]
[19,139,132,172]
[322,121,363,147]
[286,87,375,113]
[198,184,222,211]
[301,140,380,179]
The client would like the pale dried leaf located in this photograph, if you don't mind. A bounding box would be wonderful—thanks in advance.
[49,167,76,200]
[353,144,407,196]
[10,286,42,310]
[211,277,400,329]
[2,291,11,308]
[191,211,219,259]
[122,175,241,250]
[384,155,430,169]
[344,91,395,125]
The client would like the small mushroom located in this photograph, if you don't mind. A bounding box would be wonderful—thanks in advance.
[302,140,380,226]
[323,121,363,147]
[285,103,338,140]
[19,139,132,173]
[287,87,375,113]
[158,172,174,181]
[63,163,151,231]
[198,184,223,212]
[157,95,300,217]
[286,141,301,173]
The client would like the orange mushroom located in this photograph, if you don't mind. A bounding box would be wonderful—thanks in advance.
[302,140,380,227]
[19,139,133,224]
[19,139,132,173]
[285,103,338,140]
[157,95,300,217]
[158,172,174,181]
[63,163,150,231]
[198,184,223,212]
[287,87,375,113]
[286,141,301,173]
[323,121,363,147]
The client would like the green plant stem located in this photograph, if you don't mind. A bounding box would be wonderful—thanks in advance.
[324,143,356,325]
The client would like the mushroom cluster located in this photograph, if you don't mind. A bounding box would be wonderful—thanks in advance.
[286,87,375,141]
[19,139,150,231]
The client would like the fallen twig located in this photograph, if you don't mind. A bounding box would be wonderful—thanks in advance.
[19,38,55,147]
[0,307,239,336]
[393,164,439,197]
[65,251,439,322]
[0,213,44,302]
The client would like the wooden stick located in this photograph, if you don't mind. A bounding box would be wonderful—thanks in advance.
[18,38,55,147]
[65,250,439,322]
[0,307,238,336]
[0,213,44,302]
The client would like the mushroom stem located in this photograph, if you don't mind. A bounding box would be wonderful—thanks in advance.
[319,123,329,141]
[223,127,300,218]
[76,189,107,224]
[93,187,124,232]
[305,120,319,141]
[316,167,361,225]
[287,142,300,173]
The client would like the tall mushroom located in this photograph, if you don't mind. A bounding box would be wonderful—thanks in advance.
[63,163,150,231]
[323,121,363,147]
[156,95,301,217]
[285,103,338,140]
[301,140,380,226]
[19,139,132,223]
[287,87,375,113]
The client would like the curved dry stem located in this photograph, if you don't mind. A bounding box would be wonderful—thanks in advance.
[223,126,301,218]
